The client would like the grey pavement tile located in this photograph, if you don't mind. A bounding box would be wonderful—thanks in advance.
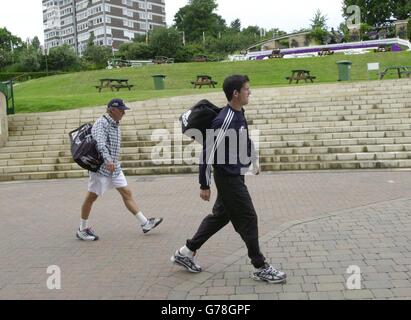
[229,294,259,300]
[344,289,375,300]
[278,292,309,300]
[2,174,411,300]
[371,289,394,299]
[363,280,393,289]
[235,286,255,295]
[258,293,280,300]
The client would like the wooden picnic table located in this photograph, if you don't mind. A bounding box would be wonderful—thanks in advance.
[286,70,316,84]
[374,46,391,53]
[95,78,134,92]
[379,66,411,80]
[153,56,174,64]
[269,49,284,59]
[191,75,218,88]
[318,48,334,56]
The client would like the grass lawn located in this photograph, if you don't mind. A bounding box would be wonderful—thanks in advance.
[10,51,411,113]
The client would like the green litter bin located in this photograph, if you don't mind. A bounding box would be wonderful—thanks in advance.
[152,74,166,90]
[336,61,352,81]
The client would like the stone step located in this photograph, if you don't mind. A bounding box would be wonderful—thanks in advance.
[0,170,89,182]
[7,126,411,148]
[2,149,411,175]
[264,137,411,148]
[3,133,411,156]
[261,159,411,171]
[0,166,198,182]
[260,151,411,163]
[9,119,411,141]
[7,111,411,137]
[2,79,410,181]
[0,157,73,166]
[1,158,410,182]
[1,142,410,163]
[0,160,200,175]
[8,102,411,130]
[260,144,411,155]
[0,150,67,160]
[260,131,411,142]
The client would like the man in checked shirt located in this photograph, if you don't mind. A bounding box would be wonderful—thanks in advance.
[76,98,163,241]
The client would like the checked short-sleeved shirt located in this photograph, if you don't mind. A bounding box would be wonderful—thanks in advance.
[91,114,122,178]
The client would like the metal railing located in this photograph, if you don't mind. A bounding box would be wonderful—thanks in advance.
[0,80,15,115]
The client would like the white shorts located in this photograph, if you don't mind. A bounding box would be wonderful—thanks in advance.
[88,171,128,196]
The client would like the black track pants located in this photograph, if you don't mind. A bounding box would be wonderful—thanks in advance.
[186,173,266,268]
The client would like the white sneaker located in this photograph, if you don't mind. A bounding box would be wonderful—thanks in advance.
[171,250,202,273]
[142,218,163,234]
[76,228,99,241]
[252,264,287,284]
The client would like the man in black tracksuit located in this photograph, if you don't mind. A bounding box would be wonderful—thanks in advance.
[171,75,287,284]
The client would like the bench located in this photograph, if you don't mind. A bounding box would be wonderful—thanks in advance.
[286,76,316,81]
[379,66,410,79]
[193,55,208,62]
[95,79,134,92]
[191,80,218,88]
[111,84,134,91]
[400,71,411,77]
[286,70,316,84]
[153,56,174,64]
[191,76,218,88]
[374,46,391,53]
[318,49,334,56]
[269,50,284,59]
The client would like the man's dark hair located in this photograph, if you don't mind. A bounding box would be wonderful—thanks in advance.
[223,75,250,101]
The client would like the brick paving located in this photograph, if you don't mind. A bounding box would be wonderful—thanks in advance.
[0,170,410,300]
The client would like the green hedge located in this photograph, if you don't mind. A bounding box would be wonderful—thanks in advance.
[0,72,67,82]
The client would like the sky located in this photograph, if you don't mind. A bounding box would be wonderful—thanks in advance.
[0,0,345,44]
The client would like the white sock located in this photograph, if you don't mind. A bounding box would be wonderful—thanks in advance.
[180,246,194,258]
[80,219,88,231]
[136,211,148,226]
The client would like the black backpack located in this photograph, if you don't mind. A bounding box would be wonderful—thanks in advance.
[68,116,108,172]
[179,99,222,144]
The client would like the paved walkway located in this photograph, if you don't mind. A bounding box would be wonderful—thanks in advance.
[0,170,410,300]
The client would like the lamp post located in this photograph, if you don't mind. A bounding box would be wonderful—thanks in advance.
[145,0,149,44]
[42,44,49,76]
[178,14,186,46]
[10,40,14,64]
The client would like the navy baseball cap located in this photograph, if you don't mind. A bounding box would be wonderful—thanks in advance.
[108,98,130,110]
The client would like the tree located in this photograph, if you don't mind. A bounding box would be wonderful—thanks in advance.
[31,37,41,52]
[133,34,147,43]
[311,9,328,29]
[149,27,183,57]
[0,27,22,52]
[230,19,241,32]
[82,33,112,69]
[391,0,411,20]
[118,42,153,60]
[266,28,287,39]
[0,49,12,70]
[82,45,112,69]
[19,48,41,72]
[174,0,226,42]
[48,44,79,71]
[242,25,260,37]
[174,43,204,62]
[342,0,393,27]
[310,9,329,44]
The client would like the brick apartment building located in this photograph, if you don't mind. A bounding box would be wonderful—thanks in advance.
[42,0,166,55]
